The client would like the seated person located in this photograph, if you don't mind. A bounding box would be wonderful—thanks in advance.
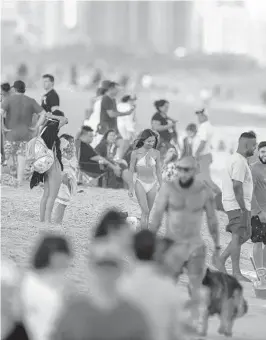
[77,126,128,188]
[95,129,130,189]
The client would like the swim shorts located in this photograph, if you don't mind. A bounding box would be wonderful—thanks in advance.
[4,140,27,159]
[226,209,251,241]
[251,215,266,244]
[166,241,206,280]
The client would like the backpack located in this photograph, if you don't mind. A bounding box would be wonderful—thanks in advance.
[26,129,54,174]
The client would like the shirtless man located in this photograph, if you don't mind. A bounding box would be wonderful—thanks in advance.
[150,156,221,305]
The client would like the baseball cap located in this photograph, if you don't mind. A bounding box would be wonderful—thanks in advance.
[99,80,112,90]
[12,80,26,92]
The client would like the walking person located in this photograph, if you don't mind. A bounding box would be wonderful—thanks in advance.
[220,132,257,281]
[151,99,178,159]
[84,80,111,148]
[194,108,221,195]
[30,110,68,223]
[98,81,134,136]
[128,129,162,229]
[1,80,47,185]
[150,156,221,324]
[250,141,266,276]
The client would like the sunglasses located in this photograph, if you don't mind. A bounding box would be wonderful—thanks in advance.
[176,166,193,172]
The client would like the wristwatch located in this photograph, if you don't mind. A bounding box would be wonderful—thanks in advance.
[215,246,221,250]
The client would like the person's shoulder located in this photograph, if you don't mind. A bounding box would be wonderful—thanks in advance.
[228,153,245,166]
[251,161,264,175]
[151,112,160,120]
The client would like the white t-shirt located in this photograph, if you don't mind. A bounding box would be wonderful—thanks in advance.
[20,271,64,340]
[196,121,213,155]
[117,103,136,140]
[84,97,102,131]
[222,153,253,212]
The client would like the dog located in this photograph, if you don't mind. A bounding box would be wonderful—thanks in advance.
[198,268,248,337]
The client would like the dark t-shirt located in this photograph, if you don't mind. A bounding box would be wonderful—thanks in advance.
[1,94,43,142]
[41,89,60,113]
[3,322,29,340]
[53,295,151,340]
[151,112,171,143]
[99,95,117,134]
[79,141,98,163]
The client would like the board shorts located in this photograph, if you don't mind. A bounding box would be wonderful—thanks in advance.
[4,140,28,159]
[226,209,251,241]
[251,215,266,244]
[166,241,206,280]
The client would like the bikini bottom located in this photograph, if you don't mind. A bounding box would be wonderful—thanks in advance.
[135,178,157,193]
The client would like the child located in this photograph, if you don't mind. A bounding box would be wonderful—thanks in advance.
[54,134,77,224]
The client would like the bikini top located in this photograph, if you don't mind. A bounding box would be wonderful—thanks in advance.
[136,152,156,167]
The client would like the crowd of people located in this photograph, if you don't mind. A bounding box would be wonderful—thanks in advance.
[1,74,266,339]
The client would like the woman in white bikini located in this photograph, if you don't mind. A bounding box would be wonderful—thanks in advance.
[128,129,162,229]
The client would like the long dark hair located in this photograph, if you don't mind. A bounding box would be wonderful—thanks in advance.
[134,129,159,149]
[154,99,169,112]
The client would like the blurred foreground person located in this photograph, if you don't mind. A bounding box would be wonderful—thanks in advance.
[150,156,221,324]
[128,129,162,228]
[53,210,151,340]
[221,132,257,281]
[250,141,266,277]
[20,234,73,340]
[1,80,46,185]
[118,230,194,340]
[1,258,29,340]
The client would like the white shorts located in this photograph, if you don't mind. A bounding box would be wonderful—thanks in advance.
[56,183,71,206]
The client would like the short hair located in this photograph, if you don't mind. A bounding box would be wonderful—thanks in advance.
[239,132,257,140]
[258,141,266,150]
[134,230,156,261]
[42,74,55,83]
[1,82,11,93]
[60,133,74,142]
[108,81,118,89]
[81,125,93,133]
[154,99,169,111]
[186,123,197,132]
[94,209,127,238]
[32,234,71,269]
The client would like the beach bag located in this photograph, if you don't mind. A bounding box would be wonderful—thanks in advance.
[26,132,54,174]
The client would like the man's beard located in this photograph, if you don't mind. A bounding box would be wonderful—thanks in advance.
[179,177,194,188]
[259,156,266,164]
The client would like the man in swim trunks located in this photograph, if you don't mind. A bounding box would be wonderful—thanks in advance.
[150,156,221,306]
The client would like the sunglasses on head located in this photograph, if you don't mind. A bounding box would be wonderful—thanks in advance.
[177,166,193,172]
